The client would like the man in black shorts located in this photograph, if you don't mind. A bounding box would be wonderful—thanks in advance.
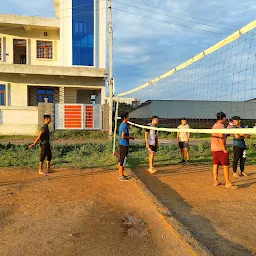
[177,118,191,164]
[29,114,52,175]
[145,116,159,173]
[118,112,134,181]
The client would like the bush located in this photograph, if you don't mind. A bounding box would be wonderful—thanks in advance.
[197,140,211,152]
[246,135,256,150]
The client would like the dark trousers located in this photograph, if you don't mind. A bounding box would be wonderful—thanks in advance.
[233,146,246,173]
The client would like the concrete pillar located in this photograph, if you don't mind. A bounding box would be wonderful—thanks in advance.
[38,103,55,130]
[102,103,109,132]
[101,86,106,104]
[60,86,64,103]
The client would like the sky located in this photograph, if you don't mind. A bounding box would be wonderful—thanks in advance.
[2,0,256,96]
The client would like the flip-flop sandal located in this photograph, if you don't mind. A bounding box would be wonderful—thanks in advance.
[213,182,222,187]
[225,184,238,189]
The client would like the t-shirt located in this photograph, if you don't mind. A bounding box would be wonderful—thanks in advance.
[211,122,226,152]
[119,122,129,147]
[177,124,190,142]
[146,123,158,146]
[40,124,50,145]
[232,126,246,149]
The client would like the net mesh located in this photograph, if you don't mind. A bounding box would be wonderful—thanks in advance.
[115,20,256,133]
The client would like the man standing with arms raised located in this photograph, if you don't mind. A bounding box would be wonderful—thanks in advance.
[211,112,237,189]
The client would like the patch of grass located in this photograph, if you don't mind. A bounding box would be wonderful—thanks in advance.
[1,140,256,170]
[0,142,116,169]
[127,141,256,168]
[52,130,108,140]
[0,135,33,140]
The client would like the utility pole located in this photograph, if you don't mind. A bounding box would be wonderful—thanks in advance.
[108,0,113,136]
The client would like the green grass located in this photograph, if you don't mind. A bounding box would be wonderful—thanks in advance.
[0,142,116,169]
[0,139,256,169]
[127,141,256,169]
[0,131,108,142]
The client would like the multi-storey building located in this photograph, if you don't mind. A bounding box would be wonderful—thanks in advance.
[0,0,107,134]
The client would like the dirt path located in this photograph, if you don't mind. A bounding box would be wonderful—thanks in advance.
[134,164,256,256]
[0,168,190,256]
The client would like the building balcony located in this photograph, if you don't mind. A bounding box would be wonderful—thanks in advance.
[0,63,108,79]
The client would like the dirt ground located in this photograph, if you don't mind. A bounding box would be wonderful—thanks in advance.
[0,168,190,256]
[134,164,256,256]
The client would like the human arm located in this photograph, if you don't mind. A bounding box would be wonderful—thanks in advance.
[186,125,190,143]
[177,132,180,145]
[218,133,228,153]
[145,131,149,148]
[122,132,134,140]
[186,132,191,143]
[29,131,43,149]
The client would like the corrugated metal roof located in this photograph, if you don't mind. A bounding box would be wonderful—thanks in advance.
[129,100,256,119]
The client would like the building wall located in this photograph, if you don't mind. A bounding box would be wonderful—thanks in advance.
[0,106,38,135]
[0,27,60,66]
[0,73,105,106]
[64,87,77,103]
[8,83,28,106]
[60,0,72,66]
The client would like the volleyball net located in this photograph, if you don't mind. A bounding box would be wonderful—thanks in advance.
[113,20,256,143]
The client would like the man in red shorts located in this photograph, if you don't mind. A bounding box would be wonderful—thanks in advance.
[211,112,237,189]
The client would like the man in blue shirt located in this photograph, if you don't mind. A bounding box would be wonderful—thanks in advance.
[232,116,250,177]
[118,112,134,181]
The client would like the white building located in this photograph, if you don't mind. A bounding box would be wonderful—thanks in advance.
[0,0,107,134]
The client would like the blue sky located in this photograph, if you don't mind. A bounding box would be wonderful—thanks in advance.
[2,0,256,96]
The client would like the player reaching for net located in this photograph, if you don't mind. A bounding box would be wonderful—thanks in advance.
[145,116,159,174]
[29,114,52,175]
[177,118,191,164]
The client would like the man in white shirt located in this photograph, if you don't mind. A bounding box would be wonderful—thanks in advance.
[145,116,159,173]
[177,118,191,164]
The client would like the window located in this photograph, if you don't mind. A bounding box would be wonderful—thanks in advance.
[72,0,94,66]
[37,41,53,59]
[38,89,53,103]
[0,85,6,106]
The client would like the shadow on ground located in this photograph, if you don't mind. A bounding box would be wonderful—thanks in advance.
[133,162,254,256]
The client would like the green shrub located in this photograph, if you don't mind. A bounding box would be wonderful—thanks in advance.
[246,135,256,150]
[198,140,211,152]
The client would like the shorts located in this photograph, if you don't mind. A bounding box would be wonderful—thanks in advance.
[40,143,52,162]
[212,151,229,166]
[149,145,158,153]
[119,145,129,167]
[179,142,189,149]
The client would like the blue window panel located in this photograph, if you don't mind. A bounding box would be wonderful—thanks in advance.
[38,95,43,103]
[38,89,45,94]
[48,96,53,103]
[0,84,5,90]
[46,90,53,95]
[0,93,4,106]
[72,0,94,66]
